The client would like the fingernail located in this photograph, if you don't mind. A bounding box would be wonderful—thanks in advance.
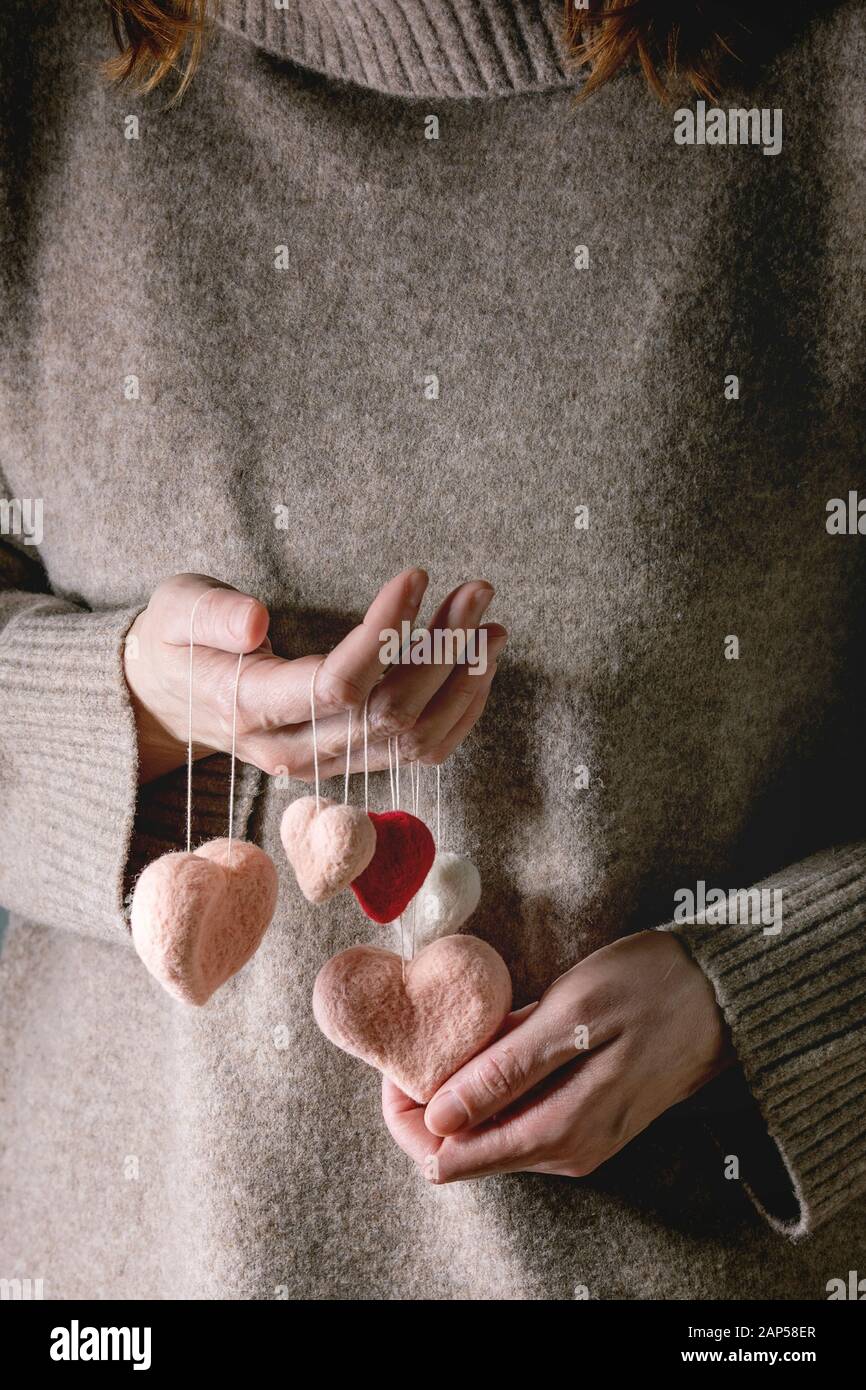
[425,1090,468,1136]
[229,598,256,642]
[451,584,493,626]
[487,630,508,659]
[408,569,428,610]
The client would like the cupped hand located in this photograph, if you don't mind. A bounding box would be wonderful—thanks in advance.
[383,930,734,1183]
[123,569,507,784]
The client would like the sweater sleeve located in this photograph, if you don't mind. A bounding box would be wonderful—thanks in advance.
[0,537,144,942]
[662,841,866,1238]
[0,538,265,943]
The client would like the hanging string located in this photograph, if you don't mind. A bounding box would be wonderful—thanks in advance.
[435,762,441,851]
[387,738,406,975]
[226,651,244,866]
[409,759,420,961]
[185,595,245,866]
[186,591,208,855]
[362,693,370,812]
[309,660,324,812]
[387,737,395,809]
[343,708,353,805]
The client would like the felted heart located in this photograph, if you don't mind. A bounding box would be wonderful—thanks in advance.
[131,838,278,1007]
[312,933,512,1103]
[411,852,482,943]
[351,810,435,924]
[280,795,376,903]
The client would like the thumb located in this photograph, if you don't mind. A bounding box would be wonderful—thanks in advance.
[423,981,607,1137]
[154,573,270,653]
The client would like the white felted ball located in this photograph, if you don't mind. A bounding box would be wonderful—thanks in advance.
[410,852,481,942]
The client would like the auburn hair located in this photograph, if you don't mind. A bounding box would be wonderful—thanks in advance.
[106,1,746,101]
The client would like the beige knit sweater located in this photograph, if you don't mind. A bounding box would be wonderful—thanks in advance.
[1,0,864,1299]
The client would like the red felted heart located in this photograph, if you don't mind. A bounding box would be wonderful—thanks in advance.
[351,811,436,924]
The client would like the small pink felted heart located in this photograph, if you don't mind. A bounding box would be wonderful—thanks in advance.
[131,838,278,1006]
[312,934,513,1103]
[280,795,376,903]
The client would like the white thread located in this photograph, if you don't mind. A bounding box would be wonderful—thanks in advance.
[409,760,419,960]
[343,708,353,805]
[310,661,324,812]
[389,740,404,975]
[387,738,395,809]
[226,651,244,865]
[186,591,208,854]
[436,762,441,851]
[362,694,370,811]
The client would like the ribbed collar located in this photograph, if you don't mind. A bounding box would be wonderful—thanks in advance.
[216,0,575,98]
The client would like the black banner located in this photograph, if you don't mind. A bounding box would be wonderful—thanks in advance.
[6,1297,862,1373]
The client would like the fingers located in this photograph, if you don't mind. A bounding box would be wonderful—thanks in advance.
[427,1042,632,1183]
[234,569,430,731]
[385,1039,630,1186]
[381,1078,444,1171]
[315,567,429,712]
[401,626,506,763]
[146,568,502,777]
[416,685,491,766]
[155,573,270,653]
[426,1062,588,1182]
[256,623,507,775]
[385,1060,589,1185]
[381,1010,537,1165]
[365,582,494,736]
[423,966,618,1137]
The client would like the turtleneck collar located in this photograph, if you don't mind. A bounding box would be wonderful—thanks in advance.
[216,0,576,99]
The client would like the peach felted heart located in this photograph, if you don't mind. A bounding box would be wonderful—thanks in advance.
[413,852,482,943]
[131,838,278,1006]
[351,810,435,924]
[312,933,512,1103]
[281,795,376,903]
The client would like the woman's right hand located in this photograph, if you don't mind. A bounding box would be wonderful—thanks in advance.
[123,571,507,785]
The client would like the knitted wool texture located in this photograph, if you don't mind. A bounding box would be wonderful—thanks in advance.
[1,0,865,1299]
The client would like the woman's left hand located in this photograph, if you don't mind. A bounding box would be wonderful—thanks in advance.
[383,930,734,1182]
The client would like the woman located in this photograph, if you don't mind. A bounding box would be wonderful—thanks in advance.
[0,0,863,1300]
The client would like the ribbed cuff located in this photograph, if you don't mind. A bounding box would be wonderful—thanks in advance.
[664,842,866,1237]
[0,597,266,941]
[124,755,264,915]
[0,600,145,943]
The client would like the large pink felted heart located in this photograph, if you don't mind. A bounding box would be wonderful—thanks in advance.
[312,934,513,1103]
[350,810,436,924]
[281,795,376,903]
[131,838,278,1006]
